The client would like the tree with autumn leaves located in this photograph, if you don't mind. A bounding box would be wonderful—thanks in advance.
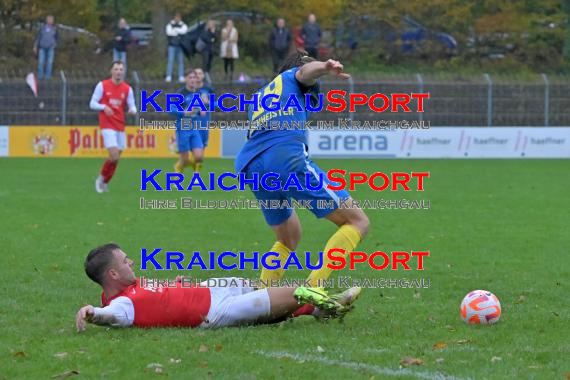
[1,0,568,73]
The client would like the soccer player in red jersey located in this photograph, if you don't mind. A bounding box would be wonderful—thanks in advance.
[89,61,137,193]
[75,243,361,331]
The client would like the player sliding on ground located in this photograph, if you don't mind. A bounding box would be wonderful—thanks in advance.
[89,61,137,193]
[76,244,361,331]
[235,52,370,289]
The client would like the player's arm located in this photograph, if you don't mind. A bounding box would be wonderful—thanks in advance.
[76,297,134,332]
[89,82,113,116]
[127,87,137,115]
[295,59,350,87]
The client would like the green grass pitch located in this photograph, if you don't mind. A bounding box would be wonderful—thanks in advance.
[0,158,568,379]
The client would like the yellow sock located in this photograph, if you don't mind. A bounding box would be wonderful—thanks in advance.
[260,241,291,288]
[174,160,184,174]
[307,224,362,288]
[175,156,195,174]
[194,162,202,173]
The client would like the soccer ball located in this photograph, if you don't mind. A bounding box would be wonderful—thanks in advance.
[460,290,501,325]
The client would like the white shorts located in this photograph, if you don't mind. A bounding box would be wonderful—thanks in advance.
[101,129,126,150]
[199,277,271,329]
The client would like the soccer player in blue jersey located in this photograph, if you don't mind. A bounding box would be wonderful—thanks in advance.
[171,70,204,174]
[194,68,214,151]
[235,52,370,288]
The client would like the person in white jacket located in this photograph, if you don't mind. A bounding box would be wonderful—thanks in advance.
[220,19,239,81]
[165,13,188,83]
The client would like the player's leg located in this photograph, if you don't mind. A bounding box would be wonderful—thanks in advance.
[188,130,204,173]
[199,129,209,150]
[242,152,301,287]
[306,201,369,287]
[201,286,346,328]
[174,130,194,173]
[287,147,370,287]
[175,151,190,174]
[96,130,123,193]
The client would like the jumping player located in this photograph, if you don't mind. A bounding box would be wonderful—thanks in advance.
[171,70,205,174]
[89,61,137,193]
[235,53,370,288]
[75,243,361,331]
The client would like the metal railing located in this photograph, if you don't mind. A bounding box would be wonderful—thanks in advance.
[1,71,569,126]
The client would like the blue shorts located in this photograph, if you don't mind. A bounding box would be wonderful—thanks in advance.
[199,129,209,147]
[176,129,203,153]
[242,142,350,226]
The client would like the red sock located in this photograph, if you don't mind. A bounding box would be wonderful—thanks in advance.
[292,304,315,318]
[100,160,118,183]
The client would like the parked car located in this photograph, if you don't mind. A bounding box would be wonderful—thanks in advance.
[299,15,458,61]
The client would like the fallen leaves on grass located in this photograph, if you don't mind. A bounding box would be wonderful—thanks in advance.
[491,356,502,363]
[146,363,163,373]
[445,325,456,332]
[432,342,447,350]
[13,351,27,358]
[400,357,424,367]
[316,346,325,353]
[514,295,526,304]
[198,361,208,368]
[413,292,421,299]
[214,344,223,352]
[54,352,68,359]
[199,344,209,352]
[169,358,181,364]
[455,339,472,344]
[51,370,79,378]
[435,358,444,364]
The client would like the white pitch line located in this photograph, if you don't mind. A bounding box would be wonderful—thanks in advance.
[254,350,470,380]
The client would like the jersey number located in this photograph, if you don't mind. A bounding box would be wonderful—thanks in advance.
[248,75,283,139]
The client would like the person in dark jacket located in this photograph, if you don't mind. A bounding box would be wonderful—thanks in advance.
[33,15,58,80]
[268,18,292,75]
[165,12,188,83]
[113,18,132,74]
[199,20,217,80]
[301,14,322,59]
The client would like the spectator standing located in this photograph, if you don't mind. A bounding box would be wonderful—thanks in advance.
[199,20,217,81]
[113,18,131,74]
[34,15,58,80]
[165,13,188,83]
[220,19,239,81]
[301,14,322,59]
[269,18,291,75]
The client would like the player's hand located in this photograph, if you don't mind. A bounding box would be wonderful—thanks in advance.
[325,59,351,79]
[103,106,114,116]
[33,47,38,55]
[76,305,95,333]
[128,108,137,115]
